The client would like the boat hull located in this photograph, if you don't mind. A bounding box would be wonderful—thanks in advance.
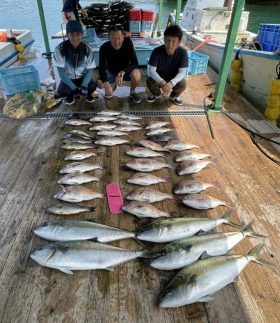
[0,29,34,68]
[183,31,279,111]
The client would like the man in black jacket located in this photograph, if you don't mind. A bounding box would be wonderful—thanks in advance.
[98,26,142,103]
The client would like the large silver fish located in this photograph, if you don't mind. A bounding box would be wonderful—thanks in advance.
[147,134,176,142]
[61,143,95,150]
[126,188,174,203]
[64,151,96,161]
[136,209,239,243]
[122,201,172,219]
[127,173,168,186]
[97,109,121,116]
[114,119,141,126]
[174,180,215,194]
[95,137,129,146]
[163,140,199,151]
[59,162,102,174]
[126,147,165,158]
[47,202,94,215]
[139,140,170,152]
[30,241,147,274]
[63,137,93,145]
[118,113,142,120]
[65,119,91,126]
[176,160,212,175]
[69,129,94,138]
[175,151,211,162]
[57,173,100,185]
[182,194,231,209]
[34,220,135,242]
[149,221,266,270]
[158,244,269,307]
[115,125,142,132]
[54,186,103,202]
[89,124,117,131]
[146,121,171,130]
[126,158,172,172]
[146,128,173,136]
[97,130,128,137]
[89,116,117,122]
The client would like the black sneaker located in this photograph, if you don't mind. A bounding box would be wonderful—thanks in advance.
[146,95,156,103]
[86,94,96,103]
[64,95,75,105]
[130,93,141,104]
[169,96,183,106]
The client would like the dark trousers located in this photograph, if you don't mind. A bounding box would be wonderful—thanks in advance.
[146,77,187,97]
[57,78,96,98]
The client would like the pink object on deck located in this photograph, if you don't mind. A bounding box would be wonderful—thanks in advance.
[106,183,123,214]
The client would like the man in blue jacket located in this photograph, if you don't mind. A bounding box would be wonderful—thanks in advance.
[53,20,96,105]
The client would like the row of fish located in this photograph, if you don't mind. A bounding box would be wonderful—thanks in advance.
[30,109,268,309]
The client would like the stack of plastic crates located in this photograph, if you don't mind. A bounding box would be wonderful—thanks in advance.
[256,24,280,52]
[187,51,209,75]
[83,28,98,44]
[128,8,142,33]
[141,10,154,34]
[0,65,41,96]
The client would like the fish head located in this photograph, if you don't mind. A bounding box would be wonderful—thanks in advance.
[34,221,63,240]
[30,244,56,265]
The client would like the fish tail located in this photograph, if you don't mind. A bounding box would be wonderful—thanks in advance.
[140,250,162,259]
[243,220,267,238]
[223,208,243,228]
[247,243,272,265]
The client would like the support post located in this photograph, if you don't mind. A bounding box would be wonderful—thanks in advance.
[212,0,245,110]
[37,0,52,58]
[158,0,163,36]
[175,0,182,25]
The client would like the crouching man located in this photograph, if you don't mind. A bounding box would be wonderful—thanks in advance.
[146,25,188,106]
[54,20,96,105]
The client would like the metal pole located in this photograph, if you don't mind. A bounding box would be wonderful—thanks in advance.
[36,0,52,57]
[158,0,163,35]
[212,0,245,109]
[175,0,182,25]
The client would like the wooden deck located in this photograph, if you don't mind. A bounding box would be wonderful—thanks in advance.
[0,56,280,323]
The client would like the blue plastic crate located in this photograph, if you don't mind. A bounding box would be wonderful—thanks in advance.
[0,65,41,96]
[129,21,141,33]
[83,28,98,44]
[256,24,280,46]
[141,21,153,33]
[187,51,209,75]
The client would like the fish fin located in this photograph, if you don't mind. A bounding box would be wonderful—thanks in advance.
[196,230,208,236]
[247,243,272,266]
[223,208,244,228]
[58,267,74,274]
[133,237,146,248]
[197,295,214,303]
[232,276,239,283]
[243,221,267,238]
[105,266,115,271]
[89,238,99,242]
[199,251,210,259]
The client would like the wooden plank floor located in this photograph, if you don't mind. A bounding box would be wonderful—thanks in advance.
[0,59,280,322]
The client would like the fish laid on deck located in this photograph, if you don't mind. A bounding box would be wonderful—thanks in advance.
[30,241,147,274]
[122,201,172,219]
[174,179,215,194]
[126,188,174,203]
[126,158,172,172]
[54,186,103,202]
[59,162,102,174]
[57,173,100,185]
[175,151,211,162]
[34,220,135,242]
[47,202,95,215]
[158,244,270,308]
[136,209,240,243]
[64,151,96,161]
[149,221,266,270]
[127,173,168,186]
[182,194,231,209]
[176,160,212,175]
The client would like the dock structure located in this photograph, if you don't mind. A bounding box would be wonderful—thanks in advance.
[0,56,280,322]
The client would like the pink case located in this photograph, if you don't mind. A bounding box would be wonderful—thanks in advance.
[106,183,123,214]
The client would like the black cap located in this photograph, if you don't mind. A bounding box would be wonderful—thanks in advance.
[66,20,83,34]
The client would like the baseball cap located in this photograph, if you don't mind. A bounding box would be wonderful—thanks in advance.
[66,20,83,34]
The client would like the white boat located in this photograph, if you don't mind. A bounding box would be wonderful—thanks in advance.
[0,29,35,68]
[170,0,280,111]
